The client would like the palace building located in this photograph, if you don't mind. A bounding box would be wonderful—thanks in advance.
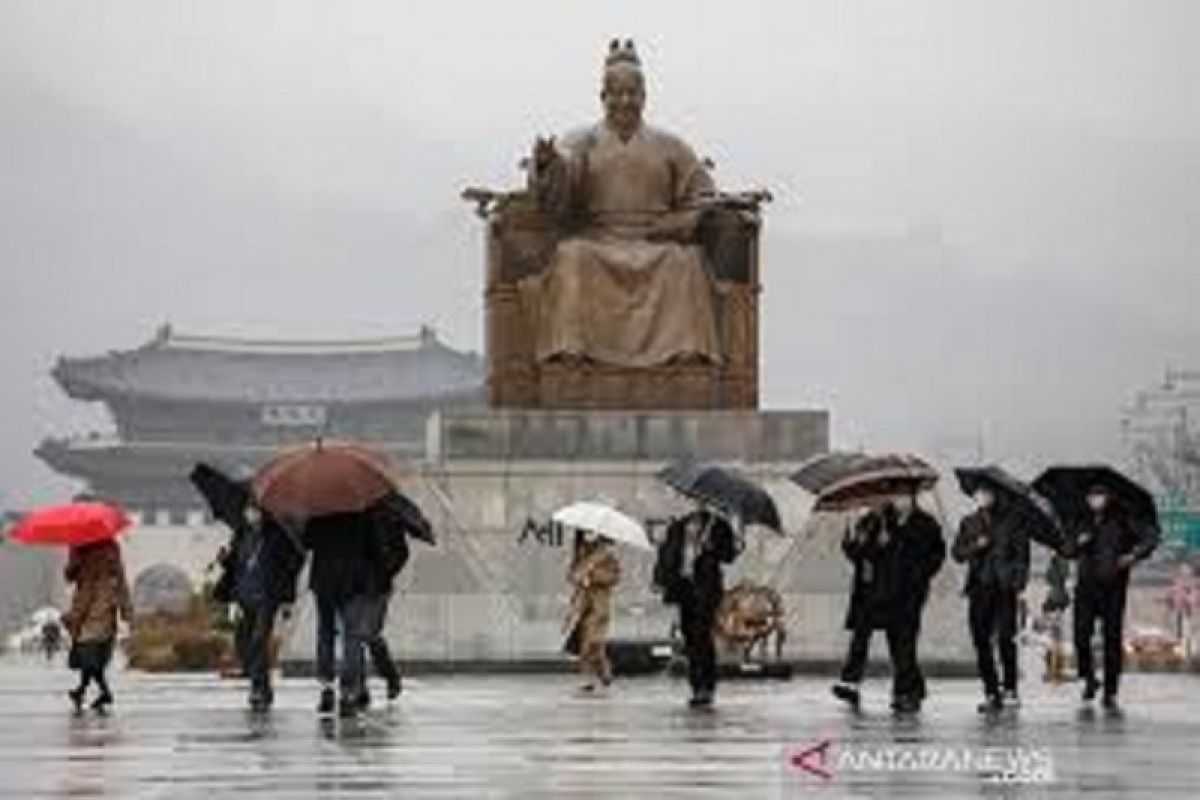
[36,324,485,516]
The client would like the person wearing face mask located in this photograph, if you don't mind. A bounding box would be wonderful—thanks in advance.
[952,486,1031,713]
[653,509,738,708]
[832,489,946,713]
[1061,485,1158,709]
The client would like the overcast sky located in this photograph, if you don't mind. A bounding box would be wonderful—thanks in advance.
[1,1,1198,507]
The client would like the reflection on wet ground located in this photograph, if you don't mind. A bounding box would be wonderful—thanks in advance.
[0,659,1196,798]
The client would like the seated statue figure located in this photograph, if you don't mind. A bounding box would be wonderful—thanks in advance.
[522,39,720,369]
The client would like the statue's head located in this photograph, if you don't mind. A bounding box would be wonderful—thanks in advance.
[601,39,645,136]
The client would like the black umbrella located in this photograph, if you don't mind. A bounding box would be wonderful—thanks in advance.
[790,452,938,512]
[1032,465,1159,532]
[955,465,1063,548]
[371,491,436,546]
[189,463,252,532]
[656,460,782,533]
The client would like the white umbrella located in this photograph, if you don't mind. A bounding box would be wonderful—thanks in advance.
[552,501,653,551]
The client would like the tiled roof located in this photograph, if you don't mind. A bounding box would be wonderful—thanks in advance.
[52,325,484,404]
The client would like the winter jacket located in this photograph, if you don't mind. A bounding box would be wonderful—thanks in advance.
[842,505,946,631]
[62,540,132,643]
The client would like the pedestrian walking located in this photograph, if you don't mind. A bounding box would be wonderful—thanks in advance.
[1061,485,1159,709]
[564,530,621,692]
[831,493,946,714]
[62,539,132,713]
[952,486,1031,712]
[653,509,738,708]
[306,511,400,718]
[230,507,306,711]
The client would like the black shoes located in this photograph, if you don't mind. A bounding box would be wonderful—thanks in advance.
[337,695,361,719]
[317,687,336,716]
[688,691,714,708]
[1081,678,1100,703]
[891,695,921,714]
[247,688,271,712]
[831,683,861,708]
[91,691,113,713]
[386,674,403,701]
[1102,693,1119,711]
[977,694,1004,714]
[68,687,84,713]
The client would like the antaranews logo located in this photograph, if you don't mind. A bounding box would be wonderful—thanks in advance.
[787,738,1054,785]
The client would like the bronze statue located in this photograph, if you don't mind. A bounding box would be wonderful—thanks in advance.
[465,40,769,410]
[524,39,719,368]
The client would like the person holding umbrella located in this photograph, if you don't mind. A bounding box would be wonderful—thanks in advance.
[8,502,134,713]
[653,460,782,708]
[653,509,738,708]
[62,538,133,713]
[951,479,1031,713]
[564,529,621,692]
[554,501,652,694]
[231,506,306,712]
[312,493,427,715]
[1036,469,1160,709]
[190,464,305,712]
[830,488,946,714]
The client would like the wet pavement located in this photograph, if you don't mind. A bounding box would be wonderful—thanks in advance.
[0,657,1196,798]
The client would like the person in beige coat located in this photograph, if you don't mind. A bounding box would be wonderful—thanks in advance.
[564,531,621,692]
[62,539,132,712]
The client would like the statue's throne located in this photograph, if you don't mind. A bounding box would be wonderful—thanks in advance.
[464,188,768,410]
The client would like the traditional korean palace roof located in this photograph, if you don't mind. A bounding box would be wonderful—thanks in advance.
[51,325,485,405]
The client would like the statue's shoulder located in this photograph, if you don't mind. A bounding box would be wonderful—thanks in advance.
[643,124,704,163]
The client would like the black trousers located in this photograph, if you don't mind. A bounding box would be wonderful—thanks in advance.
[968,587,1020,697]
[839,622,925,700]
[1074,581,1128,696]
[677,584,718,697]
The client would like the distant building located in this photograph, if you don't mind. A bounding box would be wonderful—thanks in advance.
[36,324,485,515]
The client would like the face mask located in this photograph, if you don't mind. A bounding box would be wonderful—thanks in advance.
[975,490,995,509]
[892,496,915,515]
[1086,493,1108,513]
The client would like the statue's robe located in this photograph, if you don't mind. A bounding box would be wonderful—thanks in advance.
[523,122,721,367]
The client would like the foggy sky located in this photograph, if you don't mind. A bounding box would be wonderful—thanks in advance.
[2,1,1198,507]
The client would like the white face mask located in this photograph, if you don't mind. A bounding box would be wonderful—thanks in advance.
[1087,493,1108,513]
[975,489,995,509]
[892,496,915,515]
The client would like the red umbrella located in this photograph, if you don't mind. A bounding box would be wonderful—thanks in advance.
[8,502,132,547]
[252,440,402,522]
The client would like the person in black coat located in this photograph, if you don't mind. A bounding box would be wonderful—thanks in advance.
[952,487,1031,712]
[831,493,946,713]
[230,508,306,711]
[653,509,738,707]
[1061,485,1158,708]
[306,508,408,717]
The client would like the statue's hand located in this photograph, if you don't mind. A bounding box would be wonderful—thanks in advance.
[533,136,559,171]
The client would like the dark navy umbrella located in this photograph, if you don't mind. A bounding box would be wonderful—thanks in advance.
[189,462,252,533]
[1033,465,1159,532]
[955,465,1064,548]
[656,460,782,533]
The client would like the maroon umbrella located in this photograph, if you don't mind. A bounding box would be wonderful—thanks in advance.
[791,452,939,512]
[252,440,402,522]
